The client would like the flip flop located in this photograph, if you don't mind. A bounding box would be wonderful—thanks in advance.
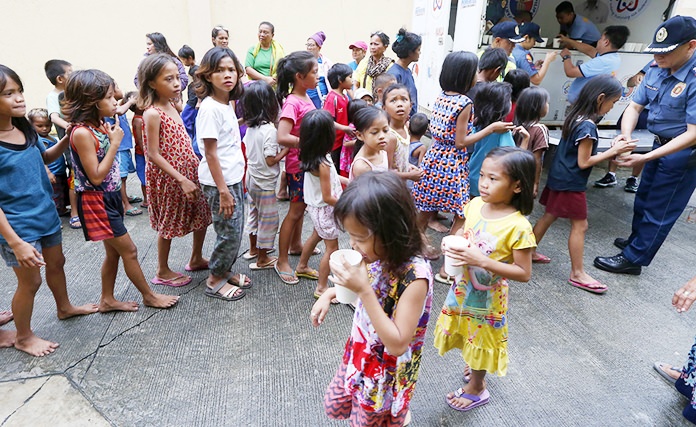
[250,258,277,270]
[532,253,551,264]
[289,248,321,256]
[296,269,319,280]
[242,248,276,260]
[435,273,454,285]
[314,291,339,305]
[205,278,245,301]
[228,273,252,289]
[274,265,299,285]
[128,195,143,203]
[568,278,607,294]
[151,274,192,287]
[653,361,681,385]
[184,262,209,272]
[125,207,143,216]
[446,388,490,412]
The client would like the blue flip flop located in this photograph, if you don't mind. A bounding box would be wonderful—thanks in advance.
[446,388,490,412]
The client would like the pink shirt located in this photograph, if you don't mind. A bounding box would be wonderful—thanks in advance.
[279,94,315,174]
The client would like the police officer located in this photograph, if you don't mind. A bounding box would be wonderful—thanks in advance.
[594,16,696,275]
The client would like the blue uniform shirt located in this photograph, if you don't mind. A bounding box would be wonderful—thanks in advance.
[512,45,538,76]
[632,53,696,139]
[562,14,601,44]
[567,52,621,104]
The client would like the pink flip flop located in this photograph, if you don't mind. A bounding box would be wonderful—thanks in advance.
[532,253,551,263]
[568,278,607,294]
[151,274,192,287]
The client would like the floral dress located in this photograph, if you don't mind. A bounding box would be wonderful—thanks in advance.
[412,92,473,217]
[433,197,536,376]
[143,107,211,239]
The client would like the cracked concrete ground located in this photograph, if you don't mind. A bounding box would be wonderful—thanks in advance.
[1,170,696,426]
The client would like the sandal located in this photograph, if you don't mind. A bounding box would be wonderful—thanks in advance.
[125,207,143,216]
[205,278,245,301]
[435,273,454,285]
[228,273,252,289]
[289,248,321,256]
[274,265,299,285]
[532,252,551,263]
[296,268,319,280]
[128,195,143,203]
[69,217,82,229]
[568,278,607,294]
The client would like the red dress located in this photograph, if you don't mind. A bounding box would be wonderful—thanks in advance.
[143,106,211,239]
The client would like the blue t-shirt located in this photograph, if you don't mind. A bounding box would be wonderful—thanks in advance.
[562,14,601,44]
[39,135,67,176]
[348,60,358,71]
[632,53,696,139]
[0,120,61,244]
[567,52,621,104]
[469,129,515,196]
[512,45,538,76]
[546,119,598,192]
[104,115,133,151]
[387,63,418,116]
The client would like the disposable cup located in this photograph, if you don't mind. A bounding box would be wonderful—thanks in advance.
[553,38,561,48]
[442,235,470,277]
[330,249,363,304]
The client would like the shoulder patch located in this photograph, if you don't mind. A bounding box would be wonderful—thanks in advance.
[672,82,686,97]
[526,53,534,63]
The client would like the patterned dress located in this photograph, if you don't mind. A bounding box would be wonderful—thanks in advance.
[412,92,473,217]
[433,197,536,376]
[143,107,211,239]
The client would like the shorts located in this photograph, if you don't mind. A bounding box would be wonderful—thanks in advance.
[118,150,136,178]
[0,230,62,267]
[307,205,340,240]
[287,171,305,203]
[539,187,587,220]
[135,153,146,185]
[77,190,128,241]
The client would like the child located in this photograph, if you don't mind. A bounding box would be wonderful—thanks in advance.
[468,82,528,197]
[408,112,428,168]
[372,73,397,109]
[532,75,635,293]
[382,84,423,183]
[339,99,368,178]
[64,69,179,311]
[513,86,551,199]
[323,63,354,172]
[467,48,507,102]
[312,171,433,426]
[125,91,148,208]
[435,146,537,412]
[0,65,98,356]
[274,51,320,285]
[28,108,69,216]
[353,88,374,105]
[300,110,346,300]
[178,44,200,157]
[139,53,212,287]
[243,80,288,269]
[503,69,531,122]
[194,47,250,300]
[44,59,80,229]
[349,106,390,180]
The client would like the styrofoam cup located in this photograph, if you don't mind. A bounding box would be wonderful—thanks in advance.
[330,249,363,304]
[442,236,470,277]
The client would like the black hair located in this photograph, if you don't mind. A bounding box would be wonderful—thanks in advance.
[334,171,424,271]
[211,25,229,38]
[44,59,71,85]
[562,74,622,139]
[371,31,390,47]
[194,47,245,101]
[178,45,195,60]
[503,69,531,102]
[603,25,630,50]
[409,113,429,137]
[485,147,536,215]
[352,106,389,159]
[478,47,508,72]
[555,1,574,14]
[514,86,550,128]
[473,82,512,129]
[327,63,354,89]
[381,83,411,106]
[347,98,369,124]
[299,109,335,173]
[392,28,422,59]
[123,91,138,113]
[372,73,397,98]
[439,51,478,93]
[259,21,275,35]
[0,65,31,131]
[275,51,316,103]
[63,69,115,127]
[243,80,280,127]
[146,32,176,57]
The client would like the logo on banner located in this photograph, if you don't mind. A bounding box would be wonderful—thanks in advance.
[504,0,540,19]
[609,0,648,21]
[433,0,443,11]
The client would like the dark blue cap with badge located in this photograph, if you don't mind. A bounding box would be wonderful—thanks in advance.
[519,22,544,43]
[644,15,696,53]
[492,21,525,43]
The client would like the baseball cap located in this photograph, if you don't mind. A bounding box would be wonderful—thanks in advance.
[491,21,525,43]
[644,15,696,53]
[519,22,544,43]
[349,41,368,51]
[354,88,373,101]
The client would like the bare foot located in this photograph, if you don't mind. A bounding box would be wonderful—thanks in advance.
[446,383,487,410]
[186,258,209,271]
[0,329,16,348]
[14,334,59,357]
[99,299,140,313]
[428,219,450,233]
[143,293,179,309]
[57,304,99,320]
[570,271,600,285]
[0,310,13,326]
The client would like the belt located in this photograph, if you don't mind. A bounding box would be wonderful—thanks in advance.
[655,135,673,145]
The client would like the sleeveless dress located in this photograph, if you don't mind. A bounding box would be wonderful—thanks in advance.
[412,92,473,217]
[143,106,211,239]
[390,127,411,173]
[348,151,389,181]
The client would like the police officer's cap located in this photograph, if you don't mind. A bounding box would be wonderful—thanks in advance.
[519,22,544,43]
[644,15,696,53]
[491,21,525,43]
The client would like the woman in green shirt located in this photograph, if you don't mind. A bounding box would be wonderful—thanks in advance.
[245,21,285,86]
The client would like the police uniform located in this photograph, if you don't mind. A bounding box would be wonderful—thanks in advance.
[562,13,601,45]
[482,21,524,81]
[594,16,696,274]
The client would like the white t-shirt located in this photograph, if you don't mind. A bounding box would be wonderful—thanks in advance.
[303,155,342,208]
[244,123,281,190]
[196,96,245,186]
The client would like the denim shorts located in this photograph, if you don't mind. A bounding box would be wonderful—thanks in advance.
[0,230,62,267]
[118,150,136,178]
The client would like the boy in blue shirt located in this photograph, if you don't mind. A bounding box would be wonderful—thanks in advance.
[28,108,68,216]
[555,1,601,45]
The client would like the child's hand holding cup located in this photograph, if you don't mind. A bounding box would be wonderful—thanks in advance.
[329,249,364,304]
[442,235,470,277]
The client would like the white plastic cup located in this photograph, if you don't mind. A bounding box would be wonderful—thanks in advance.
[330,249,363,304]
[442,235,470,277]
[553,38,561,48]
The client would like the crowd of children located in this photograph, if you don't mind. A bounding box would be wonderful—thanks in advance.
[0,24,644,426]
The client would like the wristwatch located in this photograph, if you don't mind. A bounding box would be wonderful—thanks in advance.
[562,55,571,61]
